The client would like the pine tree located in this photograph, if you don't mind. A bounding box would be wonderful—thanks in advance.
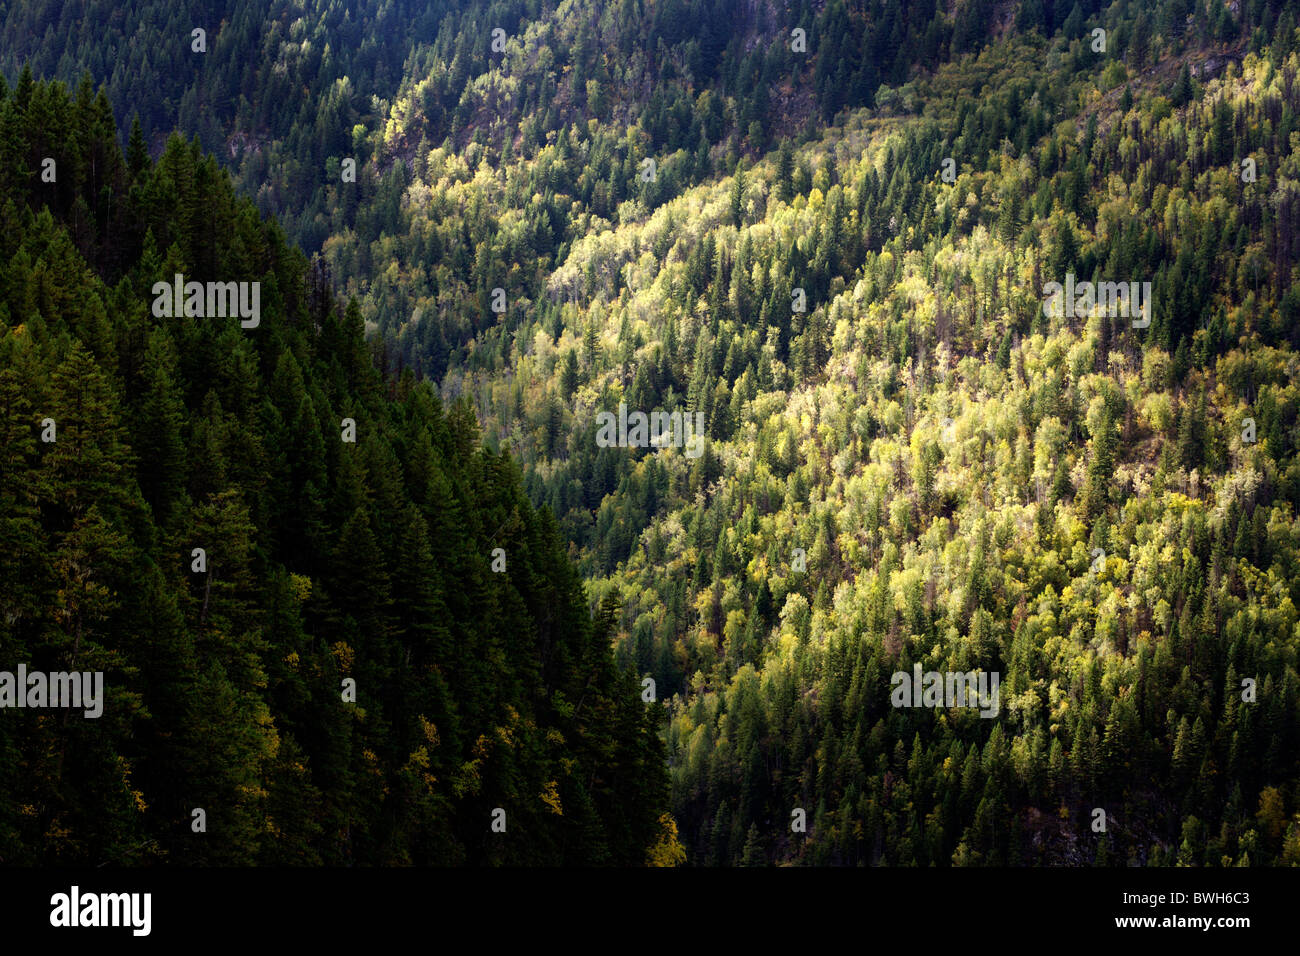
[127,114,150,179]
[775,140,794,203]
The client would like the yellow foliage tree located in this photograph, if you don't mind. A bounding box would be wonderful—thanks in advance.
[645,813,686,867]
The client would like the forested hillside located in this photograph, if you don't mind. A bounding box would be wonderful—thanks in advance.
[0,0,1053,257]
[3,0,1300,867]
[305,1,1300,866]
[341,1,1298,867]
[0,73,669,865]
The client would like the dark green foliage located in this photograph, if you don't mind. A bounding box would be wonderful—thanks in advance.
[0,80,667,865]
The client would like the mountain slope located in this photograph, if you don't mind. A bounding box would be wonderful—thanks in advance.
[2,0,1299,867]
[0,75,670,865]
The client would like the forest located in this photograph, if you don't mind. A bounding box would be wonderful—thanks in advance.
[0,72,669,865]
[1,0,1299,867]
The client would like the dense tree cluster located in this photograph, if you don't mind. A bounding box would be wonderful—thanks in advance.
[311,10,1299,866]
[0,0,1041,260]
[0,74,668,865]
[3,0,1299,867]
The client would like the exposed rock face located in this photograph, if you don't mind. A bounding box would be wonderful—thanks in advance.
[1194,50,1245,80]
